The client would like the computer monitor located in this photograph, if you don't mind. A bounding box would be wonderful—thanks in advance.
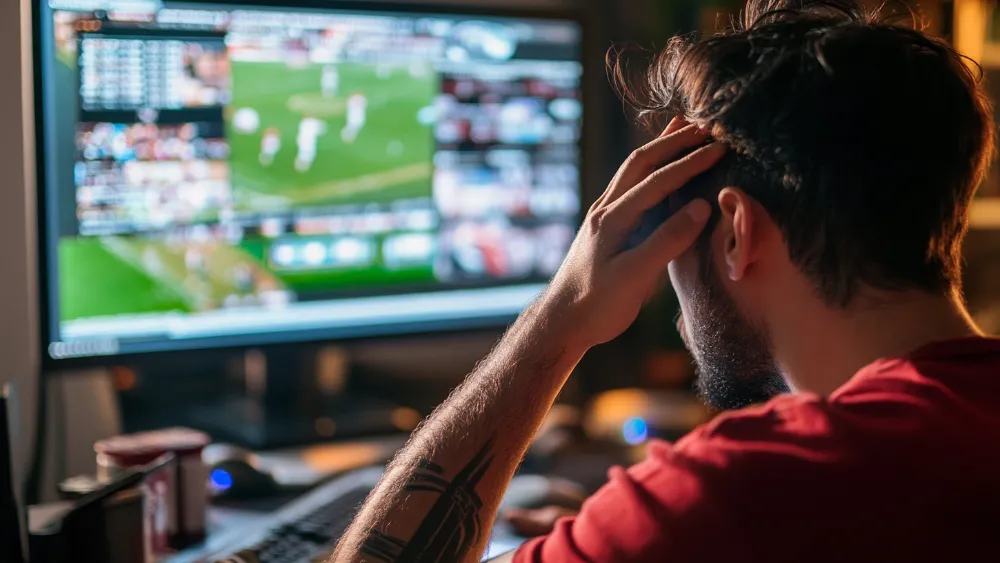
[35,0,585,365]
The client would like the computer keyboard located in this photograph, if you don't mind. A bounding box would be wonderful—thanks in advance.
[208,467,383,563]
[203,466,528,563]
[215,488,370,562]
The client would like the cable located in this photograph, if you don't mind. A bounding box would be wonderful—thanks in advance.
[23,375,47,507]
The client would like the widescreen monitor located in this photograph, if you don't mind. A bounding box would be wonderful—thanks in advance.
[35,0,584,363]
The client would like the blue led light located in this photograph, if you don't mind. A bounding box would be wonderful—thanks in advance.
[622,417,649,445]
[210,469,233,491]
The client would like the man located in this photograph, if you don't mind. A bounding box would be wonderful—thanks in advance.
[341,92,368,144]
[259,126,281,166]
[295,116,327,172]
[322,64,340,98]
[332,0,1000,561]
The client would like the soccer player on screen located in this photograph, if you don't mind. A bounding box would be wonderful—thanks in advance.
[259,126,281,166]
[322,65,339,98]
[341,93,368,143]
[295,116,327,172]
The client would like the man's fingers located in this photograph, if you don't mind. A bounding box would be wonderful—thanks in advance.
[602,124,710,205]
[625,198,712,271]
[504,507,579,537]
[591,117,694,212]
[613,142,726,219]
[662,116,689,136]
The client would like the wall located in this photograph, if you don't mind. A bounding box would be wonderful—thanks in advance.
[0,0,39,504]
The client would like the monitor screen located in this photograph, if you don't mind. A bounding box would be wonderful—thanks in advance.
[36,0,584,362]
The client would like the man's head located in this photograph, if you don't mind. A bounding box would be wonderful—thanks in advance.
[616,0,995,410]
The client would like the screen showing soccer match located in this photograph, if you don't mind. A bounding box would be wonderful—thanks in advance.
[38,0,583,360]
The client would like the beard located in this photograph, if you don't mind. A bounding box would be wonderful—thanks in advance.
[678,241,790,411]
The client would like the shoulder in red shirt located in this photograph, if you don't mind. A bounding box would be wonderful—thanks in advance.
[513,337,1000,563]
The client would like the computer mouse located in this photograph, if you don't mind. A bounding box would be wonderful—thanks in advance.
[499,475,587,512]
[202,442,253,467]
[203,443,279,499]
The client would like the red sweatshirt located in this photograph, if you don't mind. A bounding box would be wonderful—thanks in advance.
[514,337,1000,563]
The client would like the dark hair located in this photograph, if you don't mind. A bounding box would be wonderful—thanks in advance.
[612,0,995,306]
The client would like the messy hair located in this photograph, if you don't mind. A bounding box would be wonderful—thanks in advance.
[612,0,995,306]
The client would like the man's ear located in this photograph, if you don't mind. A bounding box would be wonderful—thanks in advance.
[716,187,759,281]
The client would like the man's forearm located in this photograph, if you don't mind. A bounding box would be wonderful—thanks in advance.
[329,118,720,563]
[330,298,584,563]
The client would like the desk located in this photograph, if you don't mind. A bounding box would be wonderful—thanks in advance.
[167,437,407,563]
[167,434,624,562]
[166,472,526,563]
[165,502,296,563]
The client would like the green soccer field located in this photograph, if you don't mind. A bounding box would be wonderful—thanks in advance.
[58,237,287,322]
[227,60,437,212]
[60,238,190,321]
[58,235,437,322]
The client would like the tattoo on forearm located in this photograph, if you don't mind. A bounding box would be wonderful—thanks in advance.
[361,529,408,561]
[360,440,496,562]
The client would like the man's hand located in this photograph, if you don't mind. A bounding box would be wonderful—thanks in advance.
[330,118,724,563]
[540,119,723,353]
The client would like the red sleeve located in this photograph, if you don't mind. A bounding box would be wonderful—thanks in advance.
[511,435,744,563]
[511,394,833,563]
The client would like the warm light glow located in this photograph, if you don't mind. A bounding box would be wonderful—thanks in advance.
[301,443,385,473]
[954,0,986,68]
[391,408,422,431]
[589,389,651,421]
[971,198,1000,229]
[314,416,336,437]
[112,367,137,391]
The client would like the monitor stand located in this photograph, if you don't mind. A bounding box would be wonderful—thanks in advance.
[186,347,409,449]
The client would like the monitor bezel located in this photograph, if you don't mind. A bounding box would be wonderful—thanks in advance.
[34,0,590,370]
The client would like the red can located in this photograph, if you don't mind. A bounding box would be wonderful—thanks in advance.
[95,427,210,554]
